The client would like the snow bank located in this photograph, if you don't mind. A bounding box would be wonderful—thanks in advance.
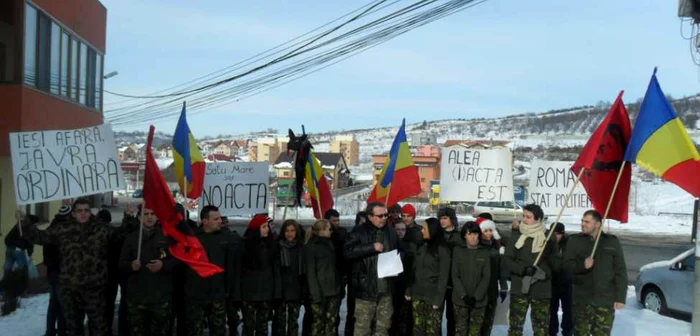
[0,287,689,336]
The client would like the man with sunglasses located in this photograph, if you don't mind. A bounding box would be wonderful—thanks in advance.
[21,197,138,336]
[344,202,400,336]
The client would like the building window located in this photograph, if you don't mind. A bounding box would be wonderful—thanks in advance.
[60,31,68,96]
[420,178,426,183]
[70,37,77,100]
[23,4,103,110]
[49,22,60,94]
[23,4,37,85]
[283,171,290,177]
[79,42,87,104]
[35,11,50,90]
[95,53,102,109]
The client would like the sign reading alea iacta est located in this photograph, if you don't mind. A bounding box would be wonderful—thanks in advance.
[200,162,269,217]
[440,147,514,202]
[528,160,592,215]
[10,123,126,205]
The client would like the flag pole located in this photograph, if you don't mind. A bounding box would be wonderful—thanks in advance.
[534,168,585,265]
[282,151,298,221]
[136,200,145,261]
[313,179,323,220]
[384,183,392,207]
[590,161,627,258]
[16,206,23,237]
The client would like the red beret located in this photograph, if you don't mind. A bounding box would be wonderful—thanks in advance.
[248,214,269,231]
[401,204,416,217]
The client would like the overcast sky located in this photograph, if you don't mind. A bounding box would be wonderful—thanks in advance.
[101,0,700,136]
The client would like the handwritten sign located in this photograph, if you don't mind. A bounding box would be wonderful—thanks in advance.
[528,160,591,215]
[440,147,514,202]
[200,162,269,217]
[10,123,125,205]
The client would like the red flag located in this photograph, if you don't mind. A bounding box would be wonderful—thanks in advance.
[571,92,632,223]
[144,125,223,277]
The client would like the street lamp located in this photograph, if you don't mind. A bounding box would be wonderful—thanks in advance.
[104,71,119,80]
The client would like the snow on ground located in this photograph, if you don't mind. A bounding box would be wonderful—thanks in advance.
[0,287,689,335]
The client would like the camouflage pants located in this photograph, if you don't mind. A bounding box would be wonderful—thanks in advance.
[273,300,301,336]
[508,297,549,336]
[412,299,442,336]
[311,296,341,336]
[480,300,497,336]
[572,304,615,336]
[226,299,241,336]
[127,301,172,336]
[453,305,484,336]
[354,296,393,336]
[58,285,108,336]
[242,301,271,336]
[185,300,227,336]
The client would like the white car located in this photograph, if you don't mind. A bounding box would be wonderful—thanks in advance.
[472,201,523,222]
[635,248,694,315]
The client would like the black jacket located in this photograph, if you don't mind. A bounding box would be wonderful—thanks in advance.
[305,236,342,303]
[5,223,34,256]
[43,216,69,274]
[241,235,281,302]
[406,241,451,307]
[344,222,400,300]
[278,240,304,301]
[119,224,178,304]
[184,228,242,304]
[482,239,509,302]
[331,226,349,279]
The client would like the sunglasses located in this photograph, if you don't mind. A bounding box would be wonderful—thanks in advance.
[372,214,388,218]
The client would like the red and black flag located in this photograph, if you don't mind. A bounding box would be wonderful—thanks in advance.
[144,125,223,277]
[571,91,632,223]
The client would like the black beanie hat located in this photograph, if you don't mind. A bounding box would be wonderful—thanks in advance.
[437,207,458,226]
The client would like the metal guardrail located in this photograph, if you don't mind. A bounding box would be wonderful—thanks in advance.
[658,212,693,217]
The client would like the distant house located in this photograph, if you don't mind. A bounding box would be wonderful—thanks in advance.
[213,141,234,156]
[119,146,137,161]
[206,153,236,162]
[443,140,510,148]
[274,152,350,189]
[157,144,172,158]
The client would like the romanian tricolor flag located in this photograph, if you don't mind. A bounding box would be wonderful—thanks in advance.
[367,119,421,208]
[305,150,334,219]
[624,68,700,197]
[172,102,206,199]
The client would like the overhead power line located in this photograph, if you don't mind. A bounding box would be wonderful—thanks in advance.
[106,0,489,126]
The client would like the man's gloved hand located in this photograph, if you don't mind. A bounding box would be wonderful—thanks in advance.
[499,290,508,303]
[523,265,537,277]
[462,295,476,307]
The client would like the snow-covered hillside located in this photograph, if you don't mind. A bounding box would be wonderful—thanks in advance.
[114,94,700,163]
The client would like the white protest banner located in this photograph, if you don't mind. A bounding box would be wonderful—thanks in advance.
[440,147,514,202]
[528,160,592,215]
[200,162,269,217]
[10,123,126,205]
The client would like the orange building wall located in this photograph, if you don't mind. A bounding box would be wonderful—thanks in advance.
[0,86,23,156]
[31,0,107,52]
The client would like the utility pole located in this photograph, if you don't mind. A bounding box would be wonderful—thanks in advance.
[694,198,700,335]
[678,1,700,333]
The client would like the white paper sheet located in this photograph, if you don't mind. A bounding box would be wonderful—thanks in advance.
[377,250,403,278]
